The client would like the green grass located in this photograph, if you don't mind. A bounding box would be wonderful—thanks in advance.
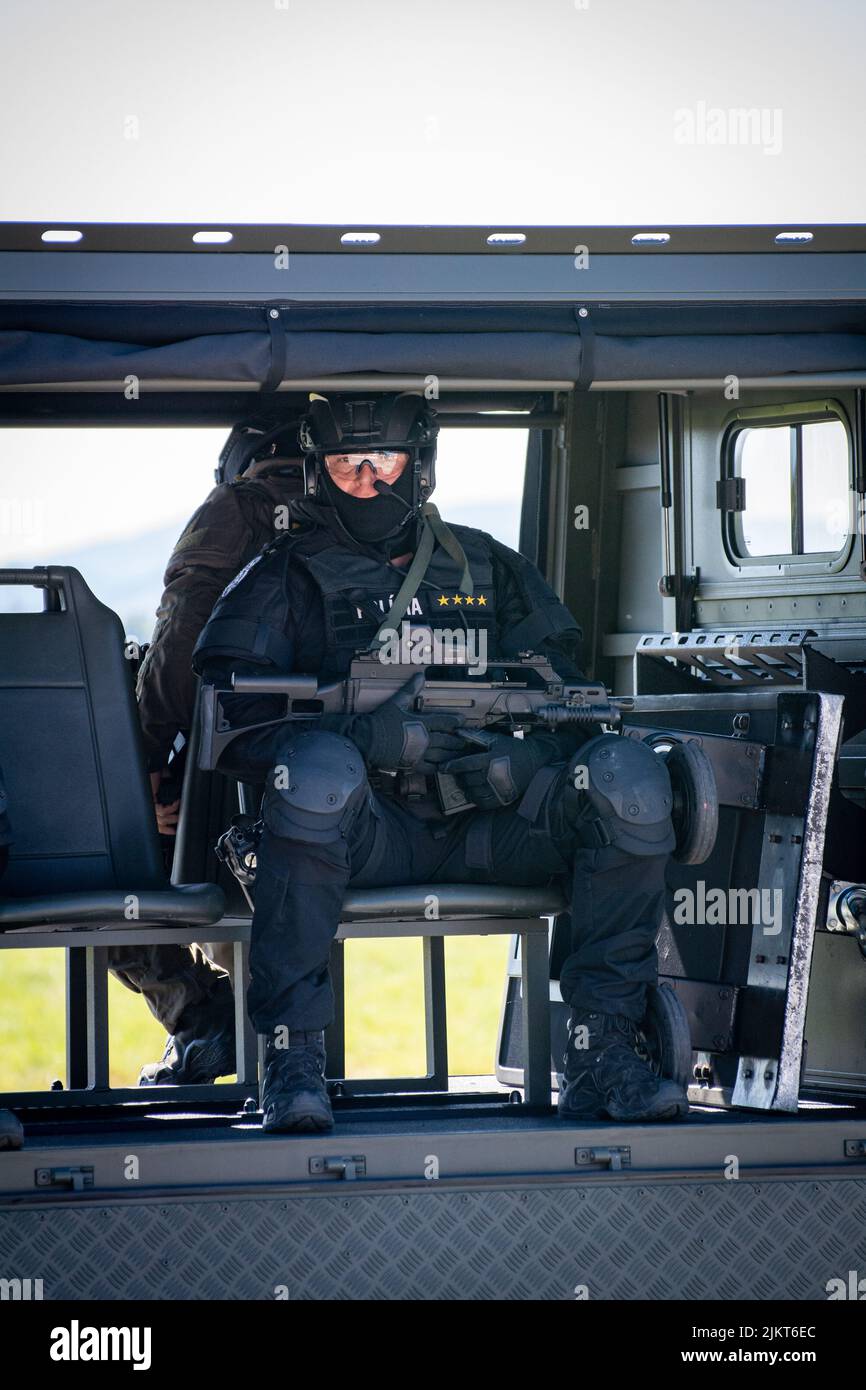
[0,936,511,1091]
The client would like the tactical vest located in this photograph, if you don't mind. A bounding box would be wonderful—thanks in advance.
[194,521,500,682]
[299,525,496,678]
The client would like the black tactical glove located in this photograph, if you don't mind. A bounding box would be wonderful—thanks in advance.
[326,672,466,775]
[442,729,553,810]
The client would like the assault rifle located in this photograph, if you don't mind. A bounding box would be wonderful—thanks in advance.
[199,652,634,815]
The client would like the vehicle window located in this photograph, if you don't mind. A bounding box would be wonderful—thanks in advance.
[433,426,527,548]
[737,425,792,557]
[802,420,850,552]
[1,424,528,632]
[0,427,224,635]
[731,412,850,559]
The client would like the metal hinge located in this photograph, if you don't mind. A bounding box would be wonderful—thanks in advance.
[35,1165,94,1192]
[308,1155,367,1181]
[844,1139,866,1159]
[575,1146,631,1171]
[716,476,747,511]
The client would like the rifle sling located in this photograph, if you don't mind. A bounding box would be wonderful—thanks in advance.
[373,505,473,646]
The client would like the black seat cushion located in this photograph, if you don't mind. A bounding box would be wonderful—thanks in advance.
[341,884,567,920]
[0,883,226,931]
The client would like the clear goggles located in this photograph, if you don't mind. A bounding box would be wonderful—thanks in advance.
[322,450,409,481]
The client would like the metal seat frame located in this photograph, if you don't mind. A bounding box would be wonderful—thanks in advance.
[0,894,556,1112]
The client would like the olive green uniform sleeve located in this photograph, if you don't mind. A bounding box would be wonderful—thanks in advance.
[135,482,272,770]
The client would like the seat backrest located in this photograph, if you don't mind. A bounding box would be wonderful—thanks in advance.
[0,567,165,896]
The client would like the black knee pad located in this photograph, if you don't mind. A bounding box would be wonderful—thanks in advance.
[570,733,676,857]
[263,731,368,845]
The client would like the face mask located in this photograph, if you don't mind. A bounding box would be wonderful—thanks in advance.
[319,460,418,555]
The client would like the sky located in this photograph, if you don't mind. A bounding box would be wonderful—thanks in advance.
[1,0,864,225]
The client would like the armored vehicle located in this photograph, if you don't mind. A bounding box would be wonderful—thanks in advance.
[1,222,866,1303]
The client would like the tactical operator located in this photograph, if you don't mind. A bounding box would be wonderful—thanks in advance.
[191,393,688,1133]
[107,419,304,1085]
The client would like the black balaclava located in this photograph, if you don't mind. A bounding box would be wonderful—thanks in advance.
[319,456,419,559]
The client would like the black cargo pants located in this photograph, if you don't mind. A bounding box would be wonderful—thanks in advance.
[248,732,672,1036]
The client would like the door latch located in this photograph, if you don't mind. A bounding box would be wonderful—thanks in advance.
[575,1146,631,1171]
[35,1166,94,1192]
[308,1155,366,1181]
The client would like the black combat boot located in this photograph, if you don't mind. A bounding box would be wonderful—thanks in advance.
[558,1010,688,1122]
[138,974,236,1085]
[261,1031,334,1134]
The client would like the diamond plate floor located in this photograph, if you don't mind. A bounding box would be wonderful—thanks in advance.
[2,1176,864,1300]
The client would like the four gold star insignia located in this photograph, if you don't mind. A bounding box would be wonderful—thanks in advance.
[435,593,488,606]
